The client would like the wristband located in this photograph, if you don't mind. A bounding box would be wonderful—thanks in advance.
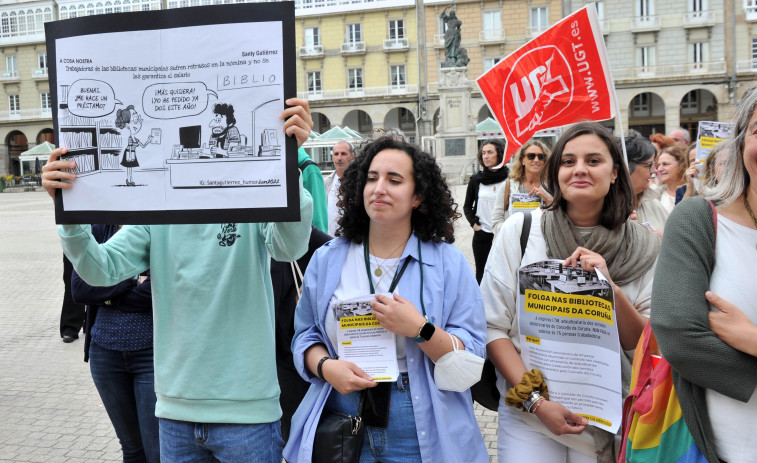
[316,356,330,381]
[529,397,545,414]
[504,368,550,412]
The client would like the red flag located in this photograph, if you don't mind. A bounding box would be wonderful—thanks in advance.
[477,6,615,161]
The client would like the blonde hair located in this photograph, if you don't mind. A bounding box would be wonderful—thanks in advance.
[509,140,551,181]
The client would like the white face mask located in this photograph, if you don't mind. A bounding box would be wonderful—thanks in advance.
[433,332,485,392]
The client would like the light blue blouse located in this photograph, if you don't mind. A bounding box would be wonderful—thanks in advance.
[283,234,489,463]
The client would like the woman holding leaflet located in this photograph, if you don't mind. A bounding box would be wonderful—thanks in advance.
[481,122,659,462]
[284,136,488,463]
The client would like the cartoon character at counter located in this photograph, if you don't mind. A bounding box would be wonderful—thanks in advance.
[115,105,153,186]
[209,103,242,158]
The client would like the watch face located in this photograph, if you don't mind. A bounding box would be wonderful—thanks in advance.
[419,322,435,341]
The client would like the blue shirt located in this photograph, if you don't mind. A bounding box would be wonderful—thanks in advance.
[284,234,489,463]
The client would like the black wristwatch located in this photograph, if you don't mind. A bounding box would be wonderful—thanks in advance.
[413,317,435,343]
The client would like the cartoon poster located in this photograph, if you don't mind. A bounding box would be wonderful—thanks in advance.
[45,3,298,224]
[517,260,622,434]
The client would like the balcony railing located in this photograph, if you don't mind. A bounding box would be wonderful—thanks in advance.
[526,25,548,38]
[683,10,715,27]
[613,60,726,82]
[746,0,757,21]
[32,67,48,79]
[297,84,418,100]
[383,38,409,51]
[340,41,366,54]
[299,45,324,58]
[0,108,52,121]
[479,29,505,43]
[736,59,757,73]
[0,71,19,83]
[632,15,661,31]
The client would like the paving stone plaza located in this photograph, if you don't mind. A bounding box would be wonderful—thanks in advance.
[0,188,498,462]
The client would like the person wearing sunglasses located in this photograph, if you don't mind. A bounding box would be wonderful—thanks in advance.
[622,130,669,235]
[491,140,552,235]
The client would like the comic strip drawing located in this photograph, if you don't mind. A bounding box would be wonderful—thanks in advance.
[48,7,297,223]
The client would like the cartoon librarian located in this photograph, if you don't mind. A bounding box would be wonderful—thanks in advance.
[115,105,152,186]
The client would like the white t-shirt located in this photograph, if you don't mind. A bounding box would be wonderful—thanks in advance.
[327,174,342,236]
[706,215,757,463]
[658,190,676,213]
[477,180,506,233]
[325,242,408,372]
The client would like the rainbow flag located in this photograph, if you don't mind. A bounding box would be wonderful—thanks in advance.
[619,323,707,463]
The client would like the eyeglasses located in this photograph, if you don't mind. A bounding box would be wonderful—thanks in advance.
[526,153,546,161]
[637,161,655,169]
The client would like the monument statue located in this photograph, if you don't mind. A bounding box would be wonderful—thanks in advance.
[440,5,468,68]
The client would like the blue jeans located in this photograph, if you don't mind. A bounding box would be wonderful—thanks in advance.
[158,419,283,463]
[89,343,160,463]
[325,373,421,463]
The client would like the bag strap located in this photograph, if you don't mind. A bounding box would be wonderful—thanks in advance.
[503,179,511,212]
[520,212,532,260]
[290,261,304,293]
[298,159,316,172]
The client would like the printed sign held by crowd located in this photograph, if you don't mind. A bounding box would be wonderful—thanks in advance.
[477,6,616,162]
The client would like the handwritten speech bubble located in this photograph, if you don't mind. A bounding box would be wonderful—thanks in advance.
[142,82,219,120]
[66,79,123,118]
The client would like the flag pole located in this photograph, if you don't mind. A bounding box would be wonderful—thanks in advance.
[614,95,628,168]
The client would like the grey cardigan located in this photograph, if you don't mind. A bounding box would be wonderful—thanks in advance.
[651,196,757,463]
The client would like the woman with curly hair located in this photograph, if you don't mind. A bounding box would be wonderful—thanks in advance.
[284,136,489,463]
[655,145,689,212]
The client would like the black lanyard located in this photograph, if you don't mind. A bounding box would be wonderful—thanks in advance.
[362,236,427,317]
[363,235,411,294]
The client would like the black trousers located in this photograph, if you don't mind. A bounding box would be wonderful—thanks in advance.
[472,229,494,284]
[60,255,86,337]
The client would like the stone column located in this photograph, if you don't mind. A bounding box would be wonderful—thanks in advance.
[664,105,681,135]
[435,67,477,185]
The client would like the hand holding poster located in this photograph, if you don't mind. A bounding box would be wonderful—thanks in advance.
[477,6,615,162]
[517,260,621,433]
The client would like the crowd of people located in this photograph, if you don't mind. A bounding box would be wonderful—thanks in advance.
[40,84,757,463]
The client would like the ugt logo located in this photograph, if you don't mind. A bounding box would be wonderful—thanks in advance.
[502,46,573,140]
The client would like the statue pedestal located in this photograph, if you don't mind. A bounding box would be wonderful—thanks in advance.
[434,67,477,185]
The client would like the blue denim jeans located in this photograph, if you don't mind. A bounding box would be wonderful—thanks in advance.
[88,342,160,463]
[325,373,421,463]
[158,419,283,463]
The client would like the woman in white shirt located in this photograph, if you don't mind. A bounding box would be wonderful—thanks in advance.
[655,145,688,212]
[463,139,509,282]
[481,122,659,462]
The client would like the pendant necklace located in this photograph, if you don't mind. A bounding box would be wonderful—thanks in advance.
[370,236,410,277]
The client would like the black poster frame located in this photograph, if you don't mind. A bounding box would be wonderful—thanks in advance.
[46,2,299,225]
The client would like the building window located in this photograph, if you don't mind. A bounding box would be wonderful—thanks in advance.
[346,23,362,44]
[307,71,321,95]
[389,19,404,39]
[637,0,654,17]
[632,93,649,114]
[348,68,363,92]
[681,90,698,111]
[390,65,406,89]
[752,38,757,69]
[482,10,502,40]
[690,42,708,68]
[529,6,548,35]
[637,46,655,71]
[484,57,501,71]
[587,1,605,18]
[9,94,20,114]
[689,0,705,12]
[38,53,47,70]
[304,27,320,47]
[41,92,51,111]
[6,55,17,73]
